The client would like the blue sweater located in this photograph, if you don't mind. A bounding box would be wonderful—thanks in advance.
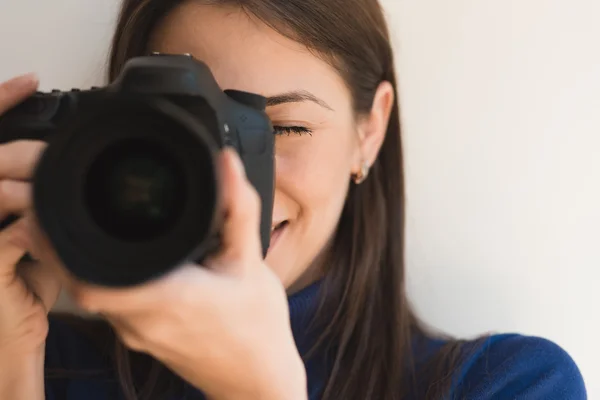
[44,281,587,399]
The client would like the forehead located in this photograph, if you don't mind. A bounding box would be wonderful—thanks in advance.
[150,3,348,101]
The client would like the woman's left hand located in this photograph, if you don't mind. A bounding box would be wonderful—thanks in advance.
[34,149,307,400]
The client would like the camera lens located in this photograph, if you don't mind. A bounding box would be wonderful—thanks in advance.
[31,94,226,287]
[84,138,186,242]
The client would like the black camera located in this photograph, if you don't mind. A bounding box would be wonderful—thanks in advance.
[0,54,274,287]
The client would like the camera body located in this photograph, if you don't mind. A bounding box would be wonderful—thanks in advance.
[0,53,275,287]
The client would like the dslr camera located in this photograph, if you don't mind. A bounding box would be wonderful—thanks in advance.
[0,53,274,287]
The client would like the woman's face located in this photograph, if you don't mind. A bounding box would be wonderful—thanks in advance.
[152,3,390,292]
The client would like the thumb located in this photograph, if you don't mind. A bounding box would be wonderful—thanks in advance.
[219,148,262,263]
[0,217,29,284]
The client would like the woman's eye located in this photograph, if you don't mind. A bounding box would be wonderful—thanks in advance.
[273,126,313,136]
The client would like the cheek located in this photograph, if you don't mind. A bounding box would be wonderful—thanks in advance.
[275,128,355,214]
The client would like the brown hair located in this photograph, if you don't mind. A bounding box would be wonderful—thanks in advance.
[51,0,477,399]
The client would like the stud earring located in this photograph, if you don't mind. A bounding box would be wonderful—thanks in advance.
[352,162,370,184]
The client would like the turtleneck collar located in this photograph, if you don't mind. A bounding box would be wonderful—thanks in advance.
[287,280,323,351]
[286,280,330,399]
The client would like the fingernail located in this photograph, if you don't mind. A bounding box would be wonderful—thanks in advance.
[7,72,38,89]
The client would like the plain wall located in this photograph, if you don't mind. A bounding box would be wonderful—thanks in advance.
[383,1,599,396]
[1,0,598,396]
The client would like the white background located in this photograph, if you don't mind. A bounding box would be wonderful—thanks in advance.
[0,0,598,397]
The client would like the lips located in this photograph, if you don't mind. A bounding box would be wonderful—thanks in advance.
[269,220,288,252]
[271,220,288,233]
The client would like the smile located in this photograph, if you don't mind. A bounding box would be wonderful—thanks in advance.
[268,220,289,253]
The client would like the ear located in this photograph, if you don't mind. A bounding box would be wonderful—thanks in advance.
[354,81,395,171]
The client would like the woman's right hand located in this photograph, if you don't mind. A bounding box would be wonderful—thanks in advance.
[0,73,62,358]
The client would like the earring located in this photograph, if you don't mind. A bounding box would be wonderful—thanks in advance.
[352,162,370,184]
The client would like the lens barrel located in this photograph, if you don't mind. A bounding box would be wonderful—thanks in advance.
[33,95,221,287]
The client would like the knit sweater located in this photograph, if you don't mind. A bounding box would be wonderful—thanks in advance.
[44,281,587,399]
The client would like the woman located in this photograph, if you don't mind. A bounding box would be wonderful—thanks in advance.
[0,0,586,399]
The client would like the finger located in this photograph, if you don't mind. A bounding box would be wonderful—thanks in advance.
[102,313,148,353]
[219,148,262,261]
[23,211,61,264]
[0,180,31,219]
[15,214,62,311]
[23,214,117,315]
[18,261,61,313]
[0,140,46,180]
[67,264,219,315]
[0,73,39,114]
[0,217,29,284]
[65,272,175,314]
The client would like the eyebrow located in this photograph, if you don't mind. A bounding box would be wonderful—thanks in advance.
[266,90,334,111]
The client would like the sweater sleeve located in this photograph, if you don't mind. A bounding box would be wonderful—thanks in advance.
[44,316,120,400]
[453,334,587,400]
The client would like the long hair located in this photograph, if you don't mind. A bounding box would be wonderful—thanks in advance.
[50,1,473,399]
